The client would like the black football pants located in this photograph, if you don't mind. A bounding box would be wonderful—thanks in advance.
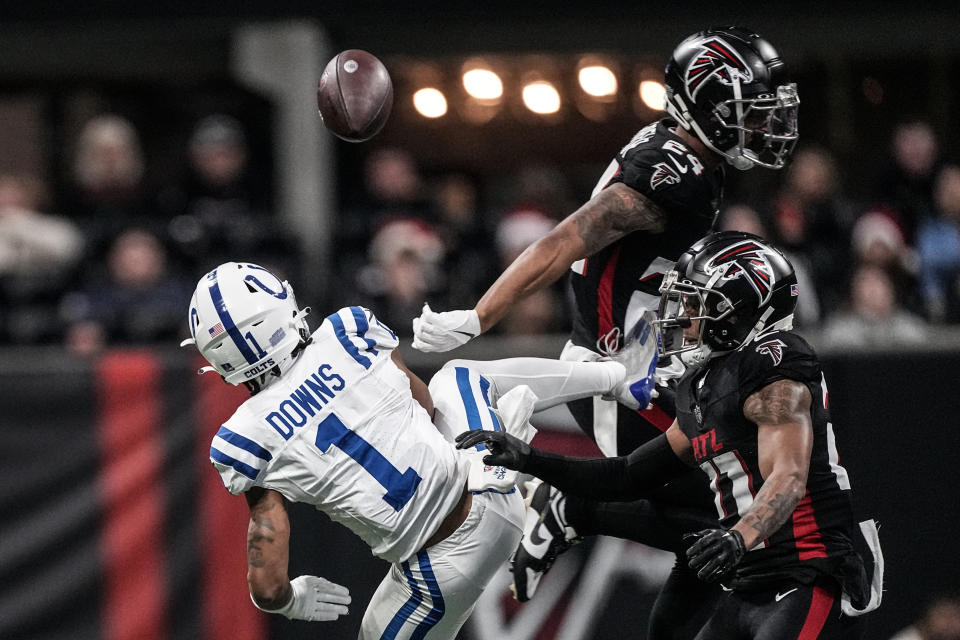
[693,577,864,639]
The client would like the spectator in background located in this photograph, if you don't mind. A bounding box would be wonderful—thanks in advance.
[361,146,433,228]
[889,595,960,640]
[719,203,820,327]
[163,114,294,277]
[507,164,579,223]
[60,227,192,355]
[766,146,855,312]
[916,164,960,322]
[875,119,942,244]
[493,209,565,335]
[851,208,920,309]
[354,218,446,334]
[0,173,84,343]
[68,114,158,258]
[430,171,498,310]
[821,262,927,348]
[339,147,435,289]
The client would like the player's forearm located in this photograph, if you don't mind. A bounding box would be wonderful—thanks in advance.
[523,448,638,500]
[523,434,688,501]
[246,493,293,608]
[733,471,805,549]
[475,224,584,331]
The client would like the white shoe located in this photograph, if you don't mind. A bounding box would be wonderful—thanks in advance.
[608,311,659,410]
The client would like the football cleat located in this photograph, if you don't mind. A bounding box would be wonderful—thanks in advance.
[511,479,581,602]
[607,311,659,410]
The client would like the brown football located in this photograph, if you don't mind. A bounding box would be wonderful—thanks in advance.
[317,49,393,142]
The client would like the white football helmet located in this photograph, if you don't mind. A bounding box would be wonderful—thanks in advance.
[182,262,310,387]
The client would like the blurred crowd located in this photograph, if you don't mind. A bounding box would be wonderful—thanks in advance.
[5,111,960,355]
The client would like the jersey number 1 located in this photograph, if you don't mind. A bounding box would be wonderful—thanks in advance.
[315,413,422,511]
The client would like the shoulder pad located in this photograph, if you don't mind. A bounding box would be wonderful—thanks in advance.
[209,424,273,495]
[735,330,820,400]
[322,306,399,368]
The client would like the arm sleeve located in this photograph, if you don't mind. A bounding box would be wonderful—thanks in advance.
[522,434,690,501]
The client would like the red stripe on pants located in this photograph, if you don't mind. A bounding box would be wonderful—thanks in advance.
[792,491,828,560]
[98,351,168,640]
[637,402,673,432]
[195,362,267,640]
[797,583,835,639]
[596,245,622,340]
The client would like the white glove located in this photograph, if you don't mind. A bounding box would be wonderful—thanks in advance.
[252,575,351,622]
[411,303,481,353]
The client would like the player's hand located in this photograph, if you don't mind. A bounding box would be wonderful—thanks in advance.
[455,429,531,470]
[411,303,481,353]
[257,575,351,621]
[684,528,746,582]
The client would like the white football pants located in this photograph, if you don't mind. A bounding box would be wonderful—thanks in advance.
[358,365,524,639]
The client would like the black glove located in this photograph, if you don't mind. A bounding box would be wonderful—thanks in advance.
[454,429,531,470]
[684,528,746,582]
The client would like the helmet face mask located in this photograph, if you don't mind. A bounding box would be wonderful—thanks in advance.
[657,272,735,364]
[712,82,799,169]
[664,27,799,171]
[183,262,310,387]
[655,232,799,367]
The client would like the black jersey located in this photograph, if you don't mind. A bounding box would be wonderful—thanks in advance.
[569,118,724,351]
[675,330,868,595]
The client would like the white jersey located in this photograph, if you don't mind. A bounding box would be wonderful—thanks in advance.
[209,306,470,564]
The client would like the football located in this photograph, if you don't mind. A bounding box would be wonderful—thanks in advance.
[317,49,393,142]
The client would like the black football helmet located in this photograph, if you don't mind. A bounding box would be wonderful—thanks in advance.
[656,231,798,367]
[664,26,799,171]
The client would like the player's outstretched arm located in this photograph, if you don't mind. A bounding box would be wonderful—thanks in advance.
[412,183,666,352]
[734,379,813,549]
[455,421,690,500]
[245,488,351,622]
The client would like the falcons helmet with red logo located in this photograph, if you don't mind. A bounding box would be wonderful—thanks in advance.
[656,231,798,367]
[664,26,799,171]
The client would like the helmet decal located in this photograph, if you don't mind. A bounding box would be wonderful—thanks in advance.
[683,38,754,102]
[189,307,200,339]
[208,276,261,365]
[756,338,787,365]
[208,320,225,339]
[706,240,775,306]
[243,264,289,300]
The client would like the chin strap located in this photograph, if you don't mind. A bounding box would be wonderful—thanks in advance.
[680,345,714,369]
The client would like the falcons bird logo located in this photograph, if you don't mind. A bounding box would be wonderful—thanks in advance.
[650,162,681,190]
[706,240,775,305]
[756,338,787,365]
[683,38,754,101]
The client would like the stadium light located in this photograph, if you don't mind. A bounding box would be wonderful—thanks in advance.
[639,80,666,111]
[578,65,618,98]
[413,88,448,118]
[463,68,503,101]
[522,81,561,114]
